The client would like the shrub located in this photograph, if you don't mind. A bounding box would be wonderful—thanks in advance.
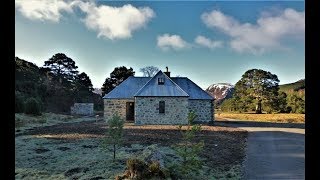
[116,158,168,180]
[172,111,204,179]
[15,92,25,113]
[24,97,42,116]
[296,107,305,114]
[102,113,124,161]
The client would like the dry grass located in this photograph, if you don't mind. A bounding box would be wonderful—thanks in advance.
[215,112,305,123]
[15,113,74,127]
[15,113,98,135]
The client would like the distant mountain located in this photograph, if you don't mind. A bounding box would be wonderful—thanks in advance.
[279,79,305,93]
[205,83,234,105]
[93,88,102,96]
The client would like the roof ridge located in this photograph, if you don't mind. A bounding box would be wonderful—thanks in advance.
[162,71,189,96]
[134,70,189,97]
[134,70,162,96]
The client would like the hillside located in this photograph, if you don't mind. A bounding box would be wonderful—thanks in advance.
[279,79,305,92]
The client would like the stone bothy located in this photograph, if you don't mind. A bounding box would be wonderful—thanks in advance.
[103,68,214,125]
[71,103,94,116]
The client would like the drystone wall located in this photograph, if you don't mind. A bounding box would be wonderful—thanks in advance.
[70,103,94,116]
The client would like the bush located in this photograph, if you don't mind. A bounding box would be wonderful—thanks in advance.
[102,113,124,161]
[15,92,25,113]
[296,107,305,114]
[172,111,204,179]
[24,97,42,116]
[116,158,168,180]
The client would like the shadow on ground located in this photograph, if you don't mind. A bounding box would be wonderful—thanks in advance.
[215,120,305,129]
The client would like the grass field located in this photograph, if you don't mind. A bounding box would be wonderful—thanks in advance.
[15,113,248,179]
[215,112,305,123]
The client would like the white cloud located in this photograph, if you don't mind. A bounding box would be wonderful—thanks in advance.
[76,2,155,40]
[201,8,304,54]
[15,0,74,22]
[157,34,190,51]
[194,35,223,49]
[15,0,155,40]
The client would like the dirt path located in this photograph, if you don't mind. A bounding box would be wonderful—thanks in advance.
[215,120,305,180]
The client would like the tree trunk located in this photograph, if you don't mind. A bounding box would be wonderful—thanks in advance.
[113,144,116,161]
[255,99,262,114]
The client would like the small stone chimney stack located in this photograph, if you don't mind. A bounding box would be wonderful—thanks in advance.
[164,66,171,77]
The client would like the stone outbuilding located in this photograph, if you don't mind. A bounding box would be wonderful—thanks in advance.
[103,68,214,125]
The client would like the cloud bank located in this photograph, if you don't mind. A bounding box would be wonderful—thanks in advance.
[201,8,304,54]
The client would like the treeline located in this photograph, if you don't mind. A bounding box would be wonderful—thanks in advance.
[220,69,305,114]
[15,54,103,115]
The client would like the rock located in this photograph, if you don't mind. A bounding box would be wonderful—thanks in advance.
[142,145,165,168]
[145,150,165,169]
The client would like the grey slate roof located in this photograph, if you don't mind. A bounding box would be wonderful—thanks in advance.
[103,76,150,99]
[103,71,214,100]
[171,77,214,100]
[134,71,189,97]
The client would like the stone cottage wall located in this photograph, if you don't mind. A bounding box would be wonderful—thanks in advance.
[135,97,189,125]
[188,100,214,122]
[70,103,94,116]
[104,99,134,121]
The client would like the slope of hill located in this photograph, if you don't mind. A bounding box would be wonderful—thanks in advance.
[279,79,305,93]
[206,83,234,105]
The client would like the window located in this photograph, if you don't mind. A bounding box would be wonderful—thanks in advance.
[159,101,165,113]
[158,78,165,85]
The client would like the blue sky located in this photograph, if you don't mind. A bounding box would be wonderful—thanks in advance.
[15,0,305,89]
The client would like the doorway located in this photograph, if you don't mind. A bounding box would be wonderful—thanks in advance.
[126,102,134,121]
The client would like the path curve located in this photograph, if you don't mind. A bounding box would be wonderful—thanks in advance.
[215,120,305,180]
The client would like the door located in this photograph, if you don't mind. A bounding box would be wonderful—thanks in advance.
[126,102,134,121]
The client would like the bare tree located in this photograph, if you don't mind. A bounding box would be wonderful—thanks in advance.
[139,66,159,77]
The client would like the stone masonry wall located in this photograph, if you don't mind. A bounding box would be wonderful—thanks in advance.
[104,99,134,121]
[135,97,189,125]
[70,103,94,116]
[188,100,214,122]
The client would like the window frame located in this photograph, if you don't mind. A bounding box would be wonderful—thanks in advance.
[158,78,165,85]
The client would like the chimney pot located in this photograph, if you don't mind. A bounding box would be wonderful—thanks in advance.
[164,66,170,77]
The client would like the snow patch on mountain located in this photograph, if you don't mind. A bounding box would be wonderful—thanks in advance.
[206,83,235,105]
